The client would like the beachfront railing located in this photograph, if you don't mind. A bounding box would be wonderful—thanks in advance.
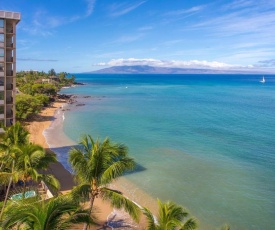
[40,181,54,199]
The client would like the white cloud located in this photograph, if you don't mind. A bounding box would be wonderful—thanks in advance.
[21,0,96,36]
[85,0,96,16]
[109,1,146,17]
[138,26,153,31]
[166,5,206,16]
[115,34,144,43]
[95,58,239,69]
[94,58,275,73]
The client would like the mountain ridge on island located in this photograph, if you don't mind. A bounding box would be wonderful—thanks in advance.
[87,65,268,74]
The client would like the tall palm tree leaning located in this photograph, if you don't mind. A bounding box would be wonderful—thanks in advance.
[69,135,141,230]
[142,199,198,230]
[1,195,94,230]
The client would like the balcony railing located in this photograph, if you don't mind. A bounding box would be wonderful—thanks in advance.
[6,57,13,62]
[6,43,13,48]
[6,98,13,104]
[6,70,13,76]
[6,84,13,90]
[6,112,13,118]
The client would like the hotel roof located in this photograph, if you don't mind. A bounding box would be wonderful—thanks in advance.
[0,10,21,21]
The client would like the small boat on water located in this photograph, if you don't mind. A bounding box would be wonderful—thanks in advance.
[260,76,265,83]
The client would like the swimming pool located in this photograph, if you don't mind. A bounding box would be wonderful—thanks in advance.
[10,190,36,200]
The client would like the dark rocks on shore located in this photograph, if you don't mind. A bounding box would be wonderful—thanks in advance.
[73,82,86,85]
[57,94,72,99]
[76,104,85,106]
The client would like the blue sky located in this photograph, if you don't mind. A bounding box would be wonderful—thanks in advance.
[2,0,275,73]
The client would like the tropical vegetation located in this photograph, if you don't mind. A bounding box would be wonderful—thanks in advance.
[1,195,93,230]
[142,199,198,230]
[0,122,59,221]
[15,69,76,121]
[68,134,141,230]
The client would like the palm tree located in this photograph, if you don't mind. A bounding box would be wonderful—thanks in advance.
[0,143,60,220]
[1,195,94,229]
[1,121,29,146]
[0,122,30,220]
[142,199,198,230]
[69,135,141,230]
[14,143,60,193]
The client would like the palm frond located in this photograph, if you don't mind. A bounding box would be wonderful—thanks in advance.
[180,218,198,230]
[2,195,94,230]
[157,199,187,225]
[0,171,19,184]
[101,187,141,222]
[71,184,91,203]
[38,173,60,192]
[142,207,157,230]
[101,157,135,185]
[69,148,89,181]
[36,150,57,169]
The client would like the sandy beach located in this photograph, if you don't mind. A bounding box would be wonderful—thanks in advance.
[26,99,147,229]
[26,100,114,229]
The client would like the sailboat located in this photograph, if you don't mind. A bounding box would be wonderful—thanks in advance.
[260,76,265,83]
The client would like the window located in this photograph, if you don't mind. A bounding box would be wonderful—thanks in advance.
[0,48,3,57]
[0,19,3,28]
[0,106,4,114]
[0,34,3,43]
[0,63,3,71]
[0,92,4,100]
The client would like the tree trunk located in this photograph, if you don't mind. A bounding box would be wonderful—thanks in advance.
[0,175,13,220]
[0,160,14,220]
[83,194,96,230]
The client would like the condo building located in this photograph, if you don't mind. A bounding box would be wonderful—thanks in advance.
[0,11,20,129]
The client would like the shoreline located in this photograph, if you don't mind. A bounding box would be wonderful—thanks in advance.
[26,100,113,229]
[26,99,149,229]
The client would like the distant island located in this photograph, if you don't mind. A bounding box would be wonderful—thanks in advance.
[88,65,268,74]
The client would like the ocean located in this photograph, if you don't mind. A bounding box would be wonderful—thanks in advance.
[44,74,275,229]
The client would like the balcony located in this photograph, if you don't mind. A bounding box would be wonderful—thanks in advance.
[0,57,4,63]
[6,70,13,76]
[6,57,13,63]
[0,72,3,77]
[6,43,13,48]
[0,43,4,48]
[6,84,13,90]
[0,100,3,105]
[6,111,13,118]
[6,98,13,104]
[0,28,3,33]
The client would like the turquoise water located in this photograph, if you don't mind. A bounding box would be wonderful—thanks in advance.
[51,74,275,229]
